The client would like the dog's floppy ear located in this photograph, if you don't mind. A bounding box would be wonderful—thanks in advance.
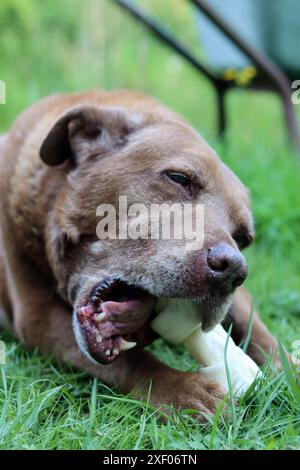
[40,105,141,166]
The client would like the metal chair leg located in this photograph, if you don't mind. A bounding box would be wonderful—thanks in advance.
[280,88,300,153]
[192,0,300,155]
[216,86,227,137]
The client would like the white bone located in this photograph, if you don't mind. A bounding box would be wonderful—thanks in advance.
[151,298,260,396]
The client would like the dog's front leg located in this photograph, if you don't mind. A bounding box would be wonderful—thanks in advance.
[222,287,278,366]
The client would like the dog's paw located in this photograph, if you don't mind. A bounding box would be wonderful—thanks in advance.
[150,369,226,420]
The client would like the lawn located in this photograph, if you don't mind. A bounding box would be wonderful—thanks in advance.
[0,0,299,450]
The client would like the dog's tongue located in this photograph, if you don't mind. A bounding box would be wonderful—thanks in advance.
[77,294,156,364]
[102,300,138,315]
[99,299,154,336]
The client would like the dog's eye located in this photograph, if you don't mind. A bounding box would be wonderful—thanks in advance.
[165,171,191,188]
[233,231,253,250]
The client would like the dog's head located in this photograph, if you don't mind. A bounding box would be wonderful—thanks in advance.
[40,104,254,364]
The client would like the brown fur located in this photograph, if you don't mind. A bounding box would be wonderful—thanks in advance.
[0,90,278,418]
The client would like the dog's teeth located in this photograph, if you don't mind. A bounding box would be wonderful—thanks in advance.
[112,348,119,355]
[105,349,111,356]
[95,332,102,343]
[95,312,106,322]
[119,338,137,351]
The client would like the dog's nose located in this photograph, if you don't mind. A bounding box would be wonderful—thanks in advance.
[207,243,248,291]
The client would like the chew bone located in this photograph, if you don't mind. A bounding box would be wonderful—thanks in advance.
[151,298,260,396]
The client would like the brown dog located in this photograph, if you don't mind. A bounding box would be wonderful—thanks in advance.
[0,91,278,416]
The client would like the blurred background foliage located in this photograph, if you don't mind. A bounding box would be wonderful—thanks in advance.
[0,0,207,129]
[0,0,293,142]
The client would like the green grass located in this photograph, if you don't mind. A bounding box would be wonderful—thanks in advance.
[0,0,300,450]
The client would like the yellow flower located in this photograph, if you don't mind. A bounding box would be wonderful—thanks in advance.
[223,68,237,81]
[223,66,257,86]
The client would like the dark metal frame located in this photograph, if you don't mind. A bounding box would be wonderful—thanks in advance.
[114,0,300,154]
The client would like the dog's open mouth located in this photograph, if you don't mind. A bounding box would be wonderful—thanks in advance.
[76,277,157,364]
